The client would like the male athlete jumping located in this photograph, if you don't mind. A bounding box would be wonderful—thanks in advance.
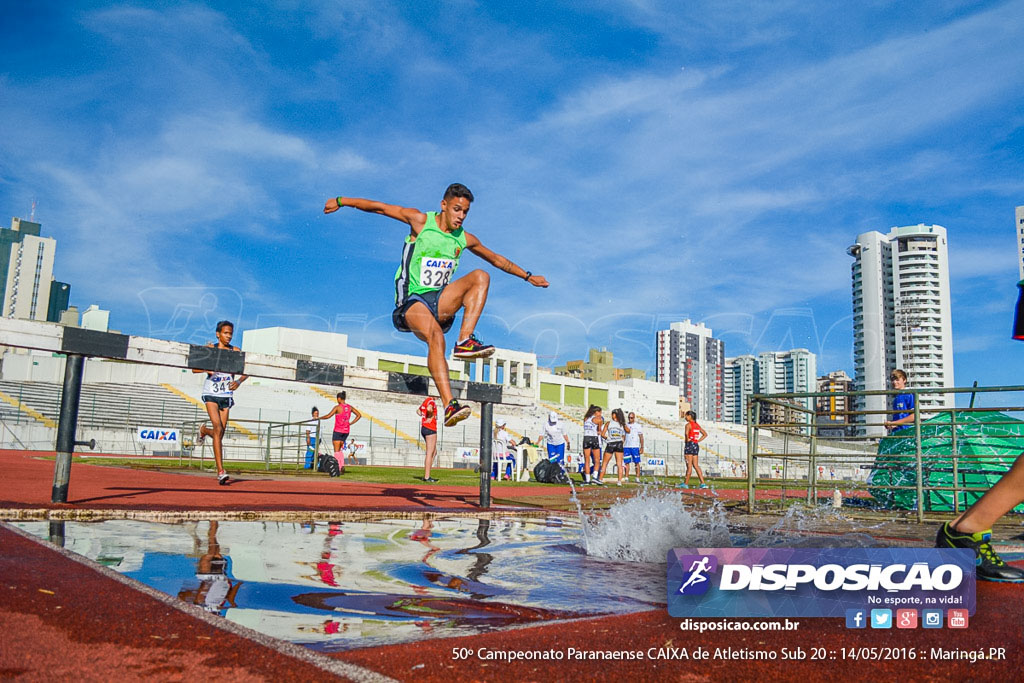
[324,183,548,426]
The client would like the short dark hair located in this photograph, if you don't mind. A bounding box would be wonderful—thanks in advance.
[443,183,474,203]
[216,320,233,333]
[311,406,319,416]
[336,391,346,400]
[685,410,697,420]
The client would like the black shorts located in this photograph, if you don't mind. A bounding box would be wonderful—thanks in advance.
[421,425,437,438]
[332,431,349,443]
[201,395,234,410]
[685,441,700,456]
[605,440,624,454]
[392,288,455,334]
[582,436,600,450]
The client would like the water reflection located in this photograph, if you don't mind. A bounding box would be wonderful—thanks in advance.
[177,521,243,614]
[16,517,662,652]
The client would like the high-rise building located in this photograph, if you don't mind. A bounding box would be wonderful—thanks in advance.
[3,219,56,322]
[1,218,42,305]
[848,224,954,435]
[816,370,854,434]
[46,280,71,323]
[1016,205,1023,280]
[656,320,725,421]
[724,350,816,429]
[757,349,815,396]
[723,355,758,424]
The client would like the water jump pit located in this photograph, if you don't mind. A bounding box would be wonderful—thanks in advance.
[9,487,967,654]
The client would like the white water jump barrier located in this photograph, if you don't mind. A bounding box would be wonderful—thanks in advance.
[0,318,533,508]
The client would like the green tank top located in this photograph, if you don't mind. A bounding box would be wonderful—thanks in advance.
[394,212,467,304]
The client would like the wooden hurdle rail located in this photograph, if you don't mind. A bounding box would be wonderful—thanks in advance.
[0,318,534,508]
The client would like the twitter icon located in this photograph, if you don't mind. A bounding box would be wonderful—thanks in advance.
[870,609,892,629]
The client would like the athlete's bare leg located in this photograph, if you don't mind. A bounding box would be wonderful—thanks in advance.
[404,303,455,406]
[950,453,1024,532]
[423,432,438,479]
[201,402,229,475]
[437,269,489,341]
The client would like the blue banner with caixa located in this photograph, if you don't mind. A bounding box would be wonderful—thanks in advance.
[667,548,975,618]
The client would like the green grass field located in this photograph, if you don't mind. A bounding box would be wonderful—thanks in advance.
[71,455,748,490]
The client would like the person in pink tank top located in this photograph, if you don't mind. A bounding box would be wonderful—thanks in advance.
[315,392,362,473]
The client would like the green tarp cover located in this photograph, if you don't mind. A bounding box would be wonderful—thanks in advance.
[868,410,1024,512]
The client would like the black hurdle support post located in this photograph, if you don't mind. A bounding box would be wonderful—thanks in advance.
[51,353,85,504]
[479,401,493,508]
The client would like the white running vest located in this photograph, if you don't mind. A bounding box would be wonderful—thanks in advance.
[202,372,234,398]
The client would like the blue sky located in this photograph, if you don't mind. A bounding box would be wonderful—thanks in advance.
[1,0,1022,386]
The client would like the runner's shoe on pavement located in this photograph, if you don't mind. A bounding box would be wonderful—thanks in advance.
[936,522,1024,582]
[453,334,495,359]
[444,400,472,427]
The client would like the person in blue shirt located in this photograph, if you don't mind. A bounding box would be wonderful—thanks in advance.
[305,407,320,469]
[883,369,915,432]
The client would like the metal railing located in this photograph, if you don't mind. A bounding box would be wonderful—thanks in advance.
[745,384,1024,520]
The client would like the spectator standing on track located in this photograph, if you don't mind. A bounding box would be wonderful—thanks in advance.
[418,397,439,483]
[305,407,320,469]
[622,412,644,483]
[679,410,709,489]
[538,411,571,467]
[314,392,362,475]
[599,408,629,486]
[582,405,604,485]
[194,320,247,486]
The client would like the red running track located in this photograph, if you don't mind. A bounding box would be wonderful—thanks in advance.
[1,449,1022,681]
[0,450,549,512]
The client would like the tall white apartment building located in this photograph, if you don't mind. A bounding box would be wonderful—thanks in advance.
[656,320,724,421]
[1016,205,1023,280]
[724,350,816,427]
[848,224,955,435]
[723,355,758,423]
[3,232,56,321]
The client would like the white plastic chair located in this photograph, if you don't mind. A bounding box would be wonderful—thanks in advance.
[492,439,515,480]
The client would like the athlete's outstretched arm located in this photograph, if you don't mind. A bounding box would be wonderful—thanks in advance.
[324,196,427,231]
[464,231,549,288]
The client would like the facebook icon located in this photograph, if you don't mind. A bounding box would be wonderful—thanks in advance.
[845,609,867,629]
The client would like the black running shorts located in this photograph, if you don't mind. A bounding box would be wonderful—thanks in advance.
[201,395,234,410]
[392,288,455,334]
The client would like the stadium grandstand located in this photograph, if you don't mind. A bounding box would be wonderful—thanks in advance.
[0,341,872,480]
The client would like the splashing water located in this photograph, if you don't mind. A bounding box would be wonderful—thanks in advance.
[579,487,731,562]
[578,486,888,563]
[747,504,883,548]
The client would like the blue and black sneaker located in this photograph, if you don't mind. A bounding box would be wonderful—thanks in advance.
[936,522,1024,582]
